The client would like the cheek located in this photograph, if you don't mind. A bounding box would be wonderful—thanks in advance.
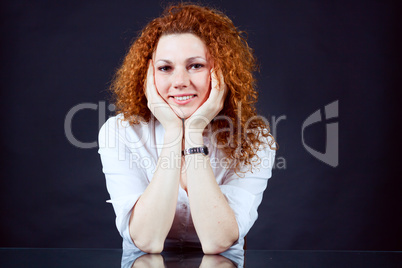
[197,74,211,98]
[154,74,168,96]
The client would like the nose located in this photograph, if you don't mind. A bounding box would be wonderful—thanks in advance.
[173,68,190,89]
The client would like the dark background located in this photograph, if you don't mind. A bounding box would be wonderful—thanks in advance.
[0,0,400,250]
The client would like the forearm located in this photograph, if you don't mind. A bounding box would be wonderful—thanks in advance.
[185,132,239,254]
[129,130,182,253]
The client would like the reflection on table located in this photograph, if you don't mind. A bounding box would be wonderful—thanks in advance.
[122,248,244,268]
[0,248,401,267]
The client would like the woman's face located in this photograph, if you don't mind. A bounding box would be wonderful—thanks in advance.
[153,33,212,119]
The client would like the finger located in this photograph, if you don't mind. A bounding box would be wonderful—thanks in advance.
[213,70,227,101]
[145,60,151,98]
[145,60,156,99]
[209,68,221,99]
[211,68,218,89]
[218,72,227,96]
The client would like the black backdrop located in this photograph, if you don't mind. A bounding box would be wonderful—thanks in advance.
[0,0,400,250]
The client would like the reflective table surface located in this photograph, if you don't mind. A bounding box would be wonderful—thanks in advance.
[1,248,401,267]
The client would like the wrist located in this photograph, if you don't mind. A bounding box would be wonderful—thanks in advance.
[164,128,183,147]
[184,131,204,148]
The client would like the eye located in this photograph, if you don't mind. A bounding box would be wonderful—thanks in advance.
[158,66,172,72]
[189,63,204,70]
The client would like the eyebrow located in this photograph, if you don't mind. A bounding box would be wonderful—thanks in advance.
[155,56,207,64]
[155,59,173,65]
[187,56,207,62]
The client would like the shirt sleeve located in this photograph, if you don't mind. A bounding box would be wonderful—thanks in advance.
[219,142,276,240]
[98,116,151,249]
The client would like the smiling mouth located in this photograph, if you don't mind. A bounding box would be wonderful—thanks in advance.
[172,95,196,101]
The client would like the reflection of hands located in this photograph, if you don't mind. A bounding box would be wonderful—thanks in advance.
[132,253,164,268]
[184,69,228,134]
[131,253,236,268]
[145,60,182,132]
[199,254,236,268]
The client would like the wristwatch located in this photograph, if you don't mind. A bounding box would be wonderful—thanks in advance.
[182,146,209,156]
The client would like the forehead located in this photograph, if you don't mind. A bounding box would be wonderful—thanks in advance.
[154,33,209,59]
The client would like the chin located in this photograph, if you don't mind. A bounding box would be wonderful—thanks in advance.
[177,112,193,119]
[171,106,196,119]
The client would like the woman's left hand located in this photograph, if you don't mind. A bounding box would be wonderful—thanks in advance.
[184,69,228,134]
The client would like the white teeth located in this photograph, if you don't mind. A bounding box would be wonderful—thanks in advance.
[174,95,195,101]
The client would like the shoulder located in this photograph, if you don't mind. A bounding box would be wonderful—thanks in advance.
[239,128,276,175]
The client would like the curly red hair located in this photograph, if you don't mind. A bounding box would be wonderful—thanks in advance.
[111,3,276,174]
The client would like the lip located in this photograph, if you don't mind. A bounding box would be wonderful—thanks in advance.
[169,94,197,105]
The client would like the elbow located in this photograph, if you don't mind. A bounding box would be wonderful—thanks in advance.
[202,245,228,255]
[201,226,239,254]
[201,238,237,255]
[130,224,164,253]
[133,238,164,254]
[202,243,231,255]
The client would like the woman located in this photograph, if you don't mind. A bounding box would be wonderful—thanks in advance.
[98,3,276,254]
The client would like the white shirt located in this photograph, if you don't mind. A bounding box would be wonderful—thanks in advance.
[98,114,275,251]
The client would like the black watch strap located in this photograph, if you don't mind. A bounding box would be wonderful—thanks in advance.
[182,146,209,156]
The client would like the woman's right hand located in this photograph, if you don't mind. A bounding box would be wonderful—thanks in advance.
[145,60,183,132]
